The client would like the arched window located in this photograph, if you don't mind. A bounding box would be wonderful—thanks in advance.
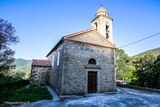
[88,58,97,65]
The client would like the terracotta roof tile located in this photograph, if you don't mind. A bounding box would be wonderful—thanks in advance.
[32,59,51,67]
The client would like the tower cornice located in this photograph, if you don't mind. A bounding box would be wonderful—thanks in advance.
[91,15,113,23]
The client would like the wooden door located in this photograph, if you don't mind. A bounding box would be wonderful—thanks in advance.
[88,72,97,93]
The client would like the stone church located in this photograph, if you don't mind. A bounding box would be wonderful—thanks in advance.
[30,6,116,95]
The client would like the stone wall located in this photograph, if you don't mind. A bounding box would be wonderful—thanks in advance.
[61,40,116,95]
[47,44,64,94]
[30,67,50,87]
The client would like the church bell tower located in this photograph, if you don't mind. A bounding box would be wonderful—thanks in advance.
[91,6,113,43]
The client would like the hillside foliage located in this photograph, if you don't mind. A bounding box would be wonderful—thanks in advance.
[136,47,160,57]
[11,58,31,79]
[116,48,160,88]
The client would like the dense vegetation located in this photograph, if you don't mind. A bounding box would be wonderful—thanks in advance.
[12,58,31,79]
[15,58,31,72]
[1,58,31,81]
[116,48,160,89]
[0,76,52,104]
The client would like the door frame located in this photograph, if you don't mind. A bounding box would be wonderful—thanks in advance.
[86,69,99,93]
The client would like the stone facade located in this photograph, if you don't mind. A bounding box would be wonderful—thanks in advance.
[30,67,50,87]
[47,35,116,94]
[61,40,116,94]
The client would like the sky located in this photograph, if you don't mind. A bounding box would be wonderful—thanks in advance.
[0,0,160,60]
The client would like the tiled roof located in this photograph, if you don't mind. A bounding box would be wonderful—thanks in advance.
[32,59,51,67]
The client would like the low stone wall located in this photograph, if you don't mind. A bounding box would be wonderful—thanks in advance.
[118,84,160,93]
[30,67,50,87]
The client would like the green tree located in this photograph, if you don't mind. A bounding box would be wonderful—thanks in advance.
[115,48,136,82]
[0,18,18,74]
[151,55,160,88]
[132,52,156,87]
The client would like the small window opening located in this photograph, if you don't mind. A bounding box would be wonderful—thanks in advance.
[95,22,98,31]
[88,58,97,65]
[106,25,109,38]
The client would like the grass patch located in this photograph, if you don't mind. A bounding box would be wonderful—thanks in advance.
[0,75,52,104]
[0,73,52,104]
[0,85,52,104]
